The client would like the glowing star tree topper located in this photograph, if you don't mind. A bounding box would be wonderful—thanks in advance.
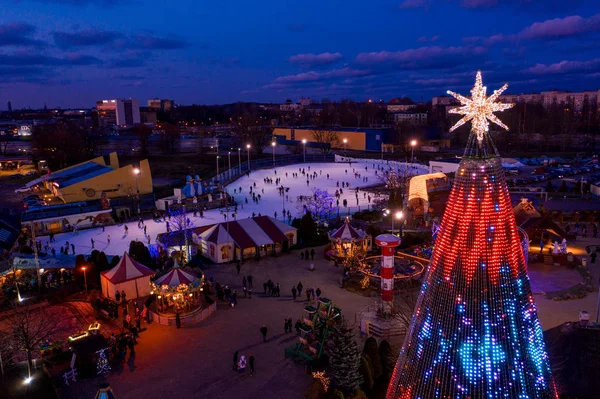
[447,70,514,142]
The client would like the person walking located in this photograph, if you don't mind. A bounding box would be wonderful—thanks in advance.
[295,319,301,335]
[233,350,239,371]
[242,275,247,288]
[316,287,321,299]
[115,291,121,303]
[121,290,127,303]
[91,238,95,249]
[175,312,181,329]
[247,274,253,289]
[260,325,268,342]
[306,288,311,302]
[310,249,315,260]
[297,282,303,295]
[236,260,241,275]
[249,354,255,375]
[283,319,288,333]
[304,249,309,260]
[292,286,297,300]
[238,355,247,375]
[301,251,304,260]
[107,234,111,244]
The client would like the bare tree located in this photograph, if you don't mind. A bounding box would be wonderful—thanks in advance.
[6,306,67,379]
[311,129,340,154]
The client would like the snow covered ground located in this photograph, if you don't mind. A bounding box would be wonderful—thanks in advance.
[48,160,428,256]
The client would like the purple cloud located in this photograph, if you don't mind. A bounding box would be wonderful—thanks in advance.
[461,0,497,8]
[289,52,343,67]
[399,0,430,9]
[355,46,485,70]
[520,14,600,40]
[417,35,440,43]
[131,34,187,50]
[463,33,513,46]
[0,52,101,66]
[0,22,43,47]
[526,58,600,75]
[52,29,119,49]
[265,67,371,89]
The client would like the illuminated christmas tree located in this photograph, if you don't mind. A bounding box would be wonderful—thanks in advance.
[387,71,557,398]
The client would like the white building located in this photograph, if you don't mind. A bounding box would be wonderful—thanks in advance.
[298,97,311,106]
[96,99,140,127]
[280,99,301,112]
[391,112,428,126]
[387,104,417,112]
[541,90,600,111]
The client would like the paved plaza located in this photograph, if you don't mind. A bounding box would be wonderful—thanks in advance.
[62,246,376,399]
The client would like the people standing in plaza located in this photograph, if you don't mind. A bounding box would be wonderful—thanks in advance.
[247,274,253,288]
[91,238,94,249]
[175,312,181,329]
[121,290,127,303]
[260,325,268,342]
[295,319,301,335]
[233,351,239,371]
[304,249,309,260]
[236,260,241,275]
[107,234,111,244]
[116,291,121,303]
[292,286,297,300]
[316,287,321,299]
[305,288,311,302]
[248,354,254,375]
[297,282,303,295]
[242,275,247,288]
[310,249,315,260]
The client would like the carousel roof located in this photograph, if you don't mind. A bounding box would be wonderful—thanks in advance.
[101,252,154,284]
[154,267,198,287]
[329,219,365,241]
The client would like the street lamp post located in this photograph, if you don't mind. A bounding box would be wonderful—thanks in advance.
[133,168,141,215]
[271,141,276,166]
[246,144,251,171]
[410,140,417,164]
[343,138,348,157]
[228,151,231,180]
[302,139,307,163]
[216,156,220,182]
[82,266,88,293]
[237,148,241,174]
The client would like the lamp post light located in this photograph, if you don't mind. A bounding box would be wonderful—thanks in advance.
[133,167,141,215]
[271,141,276,166]
[395,211,404,236]
[82,266,88,293]
[246,144,251,171]
[410,139,417,164]
[302,139,307,163]
[237,148,241,174]
[343,138,348,157]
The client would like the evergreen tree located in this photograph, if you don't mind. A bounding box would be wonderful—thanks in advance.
[558,180,568,193]
[363,337,383,379]
[545,180,554,193]
[299,211,317,246]
[378,340,395,379]
[328,321,363,394]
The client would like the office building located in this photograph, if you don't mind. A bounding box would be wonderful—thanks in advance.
[96,99,140,127]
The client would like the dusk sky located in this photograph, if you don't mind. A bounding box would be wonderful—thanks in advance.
[0,0,599,108]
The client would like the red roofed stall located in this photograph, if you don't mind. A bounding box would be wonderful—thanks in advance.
[100,252,155,300]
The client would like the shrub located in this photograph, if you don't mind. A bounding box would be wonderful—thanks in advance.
[363,337,383,379]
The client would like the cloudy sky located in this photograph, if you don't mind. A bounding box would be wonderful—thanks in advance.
[0,0,599,108]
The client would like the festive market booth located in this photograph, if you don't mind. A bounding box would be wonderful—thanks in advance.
[100,252,154,300]
[407,172,448,217]
[328,218,371,259]
[194,224,236,263]
[151,265,203,314]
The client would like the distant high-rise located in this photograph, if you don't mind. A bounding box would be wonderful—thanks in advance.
[147,98,174,113]
[7,101,12,112]
[96,99,140,127]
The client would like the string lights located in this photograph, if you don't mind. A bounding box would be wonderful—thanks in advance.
[312,371,330,392]
[386,71,557,399]
[447,70,513,143]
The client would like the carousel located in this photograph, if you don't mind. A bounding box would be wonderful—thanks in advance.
[151,264,204,315]
[327,218,371,259]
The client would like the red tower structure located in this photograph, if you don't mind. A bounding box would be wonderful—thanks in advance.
[387,72,557,398]
[375,234,401,316]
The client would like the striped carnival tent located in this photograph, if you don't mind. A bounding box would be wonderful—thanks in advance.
[329,218,365,242]
[154,266,199,288]
[100,252,155,300]
[328,218,370,258]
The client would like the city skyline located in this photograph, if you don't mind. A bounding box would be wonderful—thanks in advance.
[0,0,599,108]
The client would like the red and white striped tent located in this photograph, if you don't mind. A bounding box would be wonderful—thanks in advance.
[100,252,155,300]
[329,218,366,242]
[154,267,199,288]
